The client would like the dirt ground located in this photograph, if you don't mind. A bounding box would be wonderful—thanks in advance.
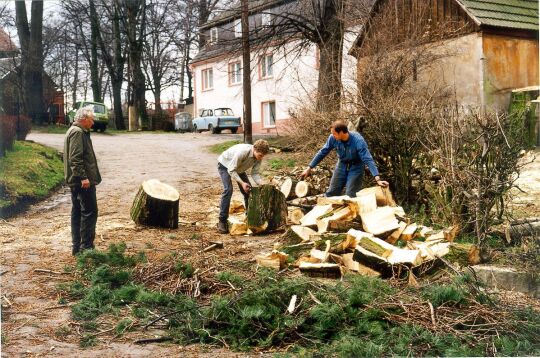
[1,133,539,357]
[1,131,280,357]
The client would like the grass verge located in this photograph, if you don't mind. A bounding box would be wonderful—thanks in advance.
[58,243,540,355]
[0,141,64,217]
[208,140,242,154]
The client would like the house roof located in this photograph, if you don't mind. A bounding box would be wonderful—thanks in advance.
[350,0,538,55]
[456,0,538,31]
[201,0,287,30]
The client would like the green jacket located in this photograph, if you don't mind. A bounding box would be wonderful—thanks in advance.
[64,124,102,187]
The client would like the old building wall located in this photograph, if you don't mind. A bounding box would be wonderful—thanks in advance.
[482,33,539,110]
[356,32,485,109]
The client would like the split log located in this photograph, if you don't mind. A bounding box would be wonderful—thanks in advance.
[288,195,320,207]
[407,241,450,260]
[400,224,418,241]
[287,225,318,242]
[130,179,179,229]
[342,253,381,277]
[356,236,394,258]
[300,204,333,228]
[310,240,331,262]
[325,220,362,232]
[354,193,377,214]
[353,246,422,278]
[228,216,247,236]
[299,262,341,278]
[229,199,245,214]
[280,177,298,199]
[316,206,354,233]
[387,222,407,245]
[313,233,350,253]
[357,186,396,206]
[288,208,305,225]
[317,195,350,206]
[360,206,400,236]
[295,181,314,198]
[255,251,289,270]
[246,184,288,234]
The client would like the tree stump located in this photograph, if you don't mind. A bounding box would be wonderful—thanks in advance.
[130,179,179,229]
[246,184,287,234]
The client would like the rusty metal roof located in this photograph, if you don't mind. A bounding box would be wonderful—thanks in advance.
[456,0,538,31]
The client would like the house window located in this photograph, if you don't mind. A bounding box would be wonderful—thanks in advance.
[202,68,213,90]
[229,61,242,85]
[260,53,273,78]
[262,101,276,127]
[261,13,273,27]
[210,27,218,44]
[234,19,242,38]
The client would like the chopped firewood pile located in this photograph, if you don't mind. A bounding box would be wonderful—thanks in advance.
[255,185,460,280]
[271,167,333,198]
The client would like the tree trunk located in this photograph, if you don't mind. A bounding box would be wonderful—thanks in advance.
[130,179,179,229]
[112,78,124,129]
[89,0,102,102]
[316,0,344,113]
[72,43,79,107]
[246,184,288,234]
[241,0,252,144]
[16,1,45,124]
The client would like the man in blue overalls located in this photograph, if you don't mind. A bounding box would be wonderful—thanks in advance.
[301,120,388,196]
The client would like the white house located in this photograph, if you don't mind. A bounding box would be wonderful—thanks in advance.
[190,0,358,134]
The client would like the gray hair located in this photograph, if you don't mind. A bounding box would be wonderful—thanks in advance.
[74,105,95,122]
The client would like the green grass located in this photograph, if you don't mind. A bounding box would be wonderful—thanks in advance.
[0,141,64,215]
[208,140,242,154]
[268,158,296,170]
[58,243,540,355]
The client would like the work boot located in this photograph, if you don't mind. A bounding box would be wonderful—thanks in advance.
[217,221,228,234]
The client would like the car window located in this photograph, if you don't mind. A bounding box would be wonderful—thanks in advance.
[201,110,207,117]
[93,104,106,114]
[216,108,233,116]
[208,110,213,116]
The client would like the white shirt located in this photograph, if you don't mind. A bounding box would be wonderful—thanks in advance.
[218,144,263,184]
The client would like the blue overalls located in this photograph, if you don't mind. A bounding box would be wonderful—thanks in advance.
[309,132,379,197]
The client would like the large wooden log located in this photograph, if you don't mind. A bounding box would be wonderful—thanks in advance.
[130,179,179,229]
[280,177,298,199]
[295,181,314,198]
[246,184,288,234]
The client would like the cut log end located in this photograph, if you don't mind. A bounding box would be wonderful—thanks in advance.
[295,181,313,198]
[131,180,179,229]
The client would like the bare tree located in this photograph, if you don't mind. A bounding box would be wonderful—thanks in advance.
[117,0,149,130]
[143,0,180,114]
[15,1,45,124]
[91,0,127,129]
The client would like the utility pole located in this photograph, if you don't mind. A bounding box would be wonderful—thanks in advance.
[240,0,252,144]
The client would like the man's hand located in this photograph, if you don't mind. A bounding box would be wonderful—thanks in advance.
[241,182,251,193]
[300,167,312,179]
[81,178,91,189]
[375,176,389,188]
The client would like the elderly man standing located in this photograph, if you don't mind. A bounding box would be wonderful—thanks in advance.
[217,139,270,233]
[64,105,102,255]
[302,120,388,197]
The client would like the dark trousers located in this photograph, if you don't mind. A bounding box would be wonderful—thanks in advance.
[326,161,365,197]
[70,185,98,254]
[218,163,251,223]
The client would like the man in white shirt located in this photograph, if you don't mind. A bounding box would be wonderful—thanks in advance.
[217,139,270,233]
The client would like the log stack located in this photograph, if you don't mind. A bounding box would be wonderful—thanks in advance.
[262,186,457,279]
